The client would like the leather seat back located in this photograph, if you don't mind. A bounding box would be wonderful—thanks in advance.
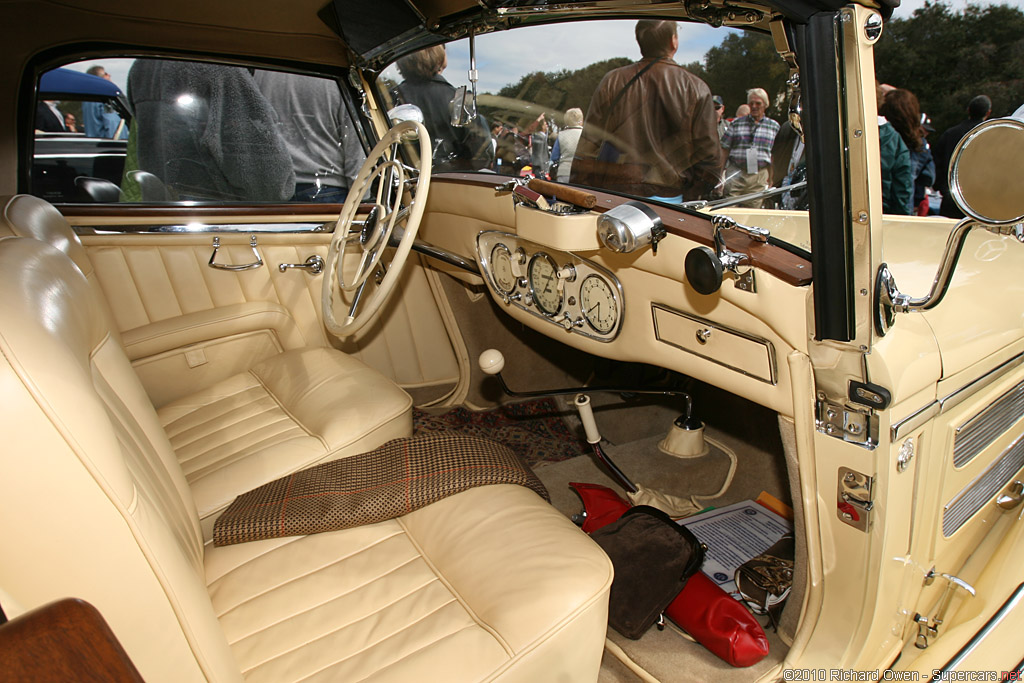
[0,237,239,680]
[0,194,121,343]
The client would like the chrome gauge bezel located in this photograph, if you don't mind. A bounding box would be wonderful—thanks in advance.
[490,243,516,294]
[527,251,563,316]
[580,274,618,334]
[476,231,624,343]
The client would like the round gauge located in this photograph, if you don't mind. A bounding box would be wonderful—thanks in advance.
[580,275,618,334]
[528,253,562,316]
[490,244,516,294]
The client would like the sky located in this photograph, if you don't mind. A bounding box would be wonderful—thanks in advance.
[63,0,1022,98]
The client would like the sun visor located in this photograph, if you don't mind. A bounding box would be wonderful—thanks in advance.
[319,0,425,61]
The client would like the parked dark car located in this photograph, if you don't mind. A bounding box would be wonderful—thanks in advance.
[32,67,130,202]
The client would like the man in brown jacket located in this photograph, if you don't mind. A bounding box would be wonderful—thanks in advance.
[570,20,722,202]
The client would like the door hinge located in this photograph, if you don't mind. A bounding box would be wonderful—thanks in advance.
[817,398,879,449]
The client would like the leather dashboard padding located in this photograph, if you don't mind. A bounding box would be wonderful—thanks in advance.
[213,433,548,546]
[590,505,705,639]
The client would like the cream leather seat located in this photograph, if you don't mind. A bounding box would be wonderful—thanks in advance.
[0,236,613,681]
[0,194,412,531]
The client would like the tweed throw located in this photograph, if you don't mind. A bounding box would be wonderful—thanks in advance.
[213,434,549,546]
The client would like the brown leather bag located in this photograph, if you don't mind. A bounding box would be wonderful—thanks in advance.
[590,505,705,639]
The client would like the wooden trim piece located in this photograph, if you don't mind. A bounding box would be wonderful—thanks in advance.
[0,599,144,682]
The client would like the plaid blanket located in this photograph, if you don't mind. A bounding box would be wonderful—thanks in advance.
[212,434,549,546]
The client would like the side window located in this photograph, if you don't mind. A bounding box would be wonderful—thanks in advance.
[30,57,366,205]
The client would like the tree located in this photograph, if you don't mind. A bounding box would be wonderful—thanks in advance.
[874,2,1024,135]
[688,31,790,120]
[480,58,632,128]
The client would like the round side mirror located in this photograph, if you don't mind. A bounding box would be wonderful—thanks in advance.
[949,117,1024,225]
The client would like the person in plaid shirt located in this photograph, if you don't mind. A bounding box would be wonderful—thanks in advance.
[720,88,780,207]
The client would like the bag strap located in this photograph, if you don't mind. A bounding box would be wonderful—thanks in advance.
[605,59,660,120]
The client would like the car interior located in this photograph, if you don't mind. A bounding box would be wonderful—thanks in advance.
[10,0,1009,680]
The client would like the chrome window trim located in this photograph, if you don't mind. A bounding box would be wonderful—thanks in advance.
[77,223,331,235]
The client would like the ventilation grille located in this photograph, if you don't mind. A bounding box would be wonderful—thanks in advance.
[944,436,1024,537]
[954,380,1024,468]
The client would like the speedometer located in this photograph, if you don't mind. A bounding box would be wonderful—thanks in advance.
[528,253,562,316]
[580,275,618,334]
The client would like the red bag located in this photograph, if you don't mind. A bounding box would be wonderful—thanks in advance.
[664,571,770,667]
[570,482,770,667]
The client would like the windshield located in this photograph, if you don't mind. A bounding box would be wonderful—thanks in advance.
[374,18,812,251]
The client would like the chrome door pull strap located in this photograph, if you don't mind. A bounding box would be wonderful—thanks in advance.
[208,235,263,271]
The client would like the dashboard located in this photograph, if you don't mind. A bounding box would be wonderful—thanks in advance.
[477,231,624,342]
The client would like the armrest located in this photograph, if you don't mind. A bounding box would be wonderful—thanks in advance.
[121,302,309,361]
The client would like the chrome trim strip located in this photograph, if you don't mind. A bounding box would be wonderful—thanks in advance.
[932,582,1024,676]
[85,223,330,234]
[941,351,1024,414]
[954,379,1024,468]
[943,434,1024,537]
[891,401,940,442]
[651,303,777,385]
[890,350,1024,442]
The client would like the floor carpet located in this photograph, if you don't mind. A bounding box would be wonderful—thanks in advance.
[413,397,587,468]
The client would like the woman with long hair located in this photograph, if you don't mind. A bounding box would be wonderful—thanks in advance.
[881,88,935,215]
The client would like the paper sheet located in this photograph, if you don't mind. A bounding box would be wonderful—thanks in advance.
[679,500,792,594]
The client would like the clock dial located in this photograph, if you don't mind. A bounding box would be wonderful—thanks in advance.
[580,275,618,334]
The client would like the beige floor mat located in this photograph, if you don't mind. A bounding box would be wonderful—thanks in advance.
[535,426,789,683]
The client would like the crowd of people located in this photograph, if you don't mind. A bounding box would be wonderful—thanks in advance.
[38,33,1004,213]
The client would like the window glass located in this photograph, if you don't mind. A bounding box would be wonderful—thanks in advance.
[374,20,804,213]
[31,57,366,204]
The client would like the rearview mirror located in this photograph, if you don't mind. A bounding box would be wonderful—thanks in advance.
[449,85,477,127]
[949,117,1024,225]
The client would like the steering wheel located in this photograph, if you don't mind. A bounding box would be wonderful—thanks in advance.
[322,120,431,338]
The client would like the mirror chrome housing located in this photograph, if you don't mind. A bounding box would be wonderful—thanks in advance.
[875,117,1024,336]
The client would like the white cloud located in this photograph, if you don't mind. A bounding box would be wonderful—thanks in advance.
[443,20,724,94]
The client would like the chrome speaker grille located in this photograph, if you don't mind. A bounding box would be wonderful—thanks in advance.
[944,435,1024,537]
[954,380,1024,468]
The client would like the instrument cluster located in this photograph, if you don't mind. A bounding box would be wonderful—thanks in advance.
[477,231,623,342]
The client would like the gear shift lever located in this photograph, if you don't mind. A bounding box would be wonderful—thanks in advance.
[573,393,638,493]
[480,349,640,493]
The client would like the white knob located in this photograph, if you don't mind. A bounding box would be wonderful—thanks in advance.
[574,393,602,445]
[478,349,506,375]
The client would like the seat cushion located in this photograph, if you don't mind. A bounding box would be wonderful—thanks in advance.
[159,346,413,530]
[205,484,613,682]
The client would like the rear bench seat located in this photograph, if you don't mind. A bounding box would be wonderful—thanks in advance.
[0,236,613,681]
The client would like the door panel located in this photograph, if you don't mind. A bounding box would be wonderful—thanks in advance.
[905,357,1024,651]
[78,229,460,403]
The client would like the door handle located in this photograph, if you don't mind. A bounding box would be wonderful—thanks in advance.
[997,480,1023,510]
[208,235,263,271]
[279,255,324,275]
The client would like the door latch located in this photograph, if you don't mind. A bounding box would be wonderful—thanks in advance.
[837,467,873,531]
